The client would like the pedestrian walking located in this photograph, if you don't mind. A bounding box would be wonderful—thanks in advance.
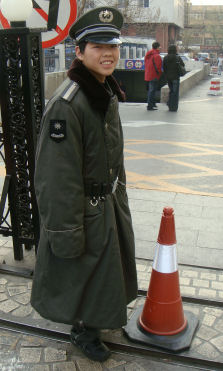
[31,6,138,363]
[163,45,185,112]
[144,41,162,110]
[217,54,223,75]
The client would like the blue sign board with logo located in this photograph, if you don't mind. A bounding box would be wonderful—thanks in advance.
[125,59,145,70]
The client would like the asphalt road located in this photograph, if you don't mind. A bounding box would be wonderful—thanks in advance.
[120,75,223,197]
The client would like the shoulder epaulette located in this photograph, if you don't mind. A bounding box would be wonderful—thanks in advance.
[61,81,79,102]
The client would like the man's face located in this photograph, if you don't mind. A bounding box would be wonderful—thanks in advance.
[75,42,120,83]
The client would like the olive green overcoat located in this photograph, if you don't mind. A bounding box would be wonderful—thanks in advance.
[31,59,138,328]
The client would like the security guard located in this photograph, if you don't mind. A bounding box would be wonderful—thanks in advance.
[31,7,138,362]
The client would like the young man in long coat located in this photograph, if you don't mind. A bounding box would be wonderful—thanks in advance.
[31,6,138,363]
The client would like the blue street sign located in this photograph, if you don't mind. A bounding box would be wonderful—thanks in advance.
[125,59,145,70]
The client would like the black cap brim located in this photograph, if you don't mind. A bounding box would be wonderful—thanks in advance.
[85,35,122,45]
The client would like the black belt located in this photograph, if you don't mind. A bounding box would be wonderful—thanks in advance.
[84,178,118,205]
[84,183,112,197]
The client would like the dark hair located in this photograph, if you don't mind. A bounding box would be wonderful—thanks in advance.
[168,44,177,54]
[152,41,160,49]
[76,40,87,53]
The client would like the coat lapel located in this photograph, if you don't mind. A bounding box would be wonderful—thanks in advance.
[67,58,125,112]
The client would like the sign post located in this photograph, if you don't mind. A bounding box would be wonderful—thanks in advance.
[47,0,60,30]
[0,0,77,48]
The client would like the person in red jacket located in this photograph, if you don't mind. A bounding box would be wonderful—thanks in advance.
[144,41,162,110]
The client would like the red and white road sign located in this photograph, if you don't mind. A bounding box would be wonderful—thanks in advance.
[0,0,77,48]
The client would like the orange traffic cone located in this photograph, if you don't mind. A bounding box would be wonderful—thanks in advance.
[124,207,199,352]
[139,207,187,336]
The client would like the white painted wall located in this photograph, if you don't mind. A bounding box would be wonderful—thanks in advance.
[92,0,184,28]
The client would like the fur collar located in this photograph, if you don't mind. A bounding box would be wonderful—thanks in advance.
[67,58,125,112]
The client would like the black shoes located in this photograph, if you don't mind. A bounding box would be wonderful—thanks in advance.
[147,103,158,110]
[147,106,158,111]
[70,321,111,362]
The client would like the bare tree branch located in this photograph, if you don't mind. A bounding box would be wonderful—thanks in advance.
[77,0,88,17]
[76,0,164,34]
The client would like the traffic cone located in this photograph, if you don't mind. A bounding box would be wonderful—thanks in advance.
[123,207,199,352]
[139,207,186,336]
[208,78,222,96]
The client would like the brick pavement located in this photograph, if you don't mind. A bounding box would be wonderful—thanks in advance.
[0,325,191,371]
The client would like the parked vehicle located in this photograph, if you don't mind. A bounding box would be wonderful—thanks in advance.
[197,53,210,62]
[179,55,190,62]
[160,53,193,62]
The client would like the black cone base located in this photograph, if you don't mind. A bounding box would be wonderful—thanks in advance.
[123,305,199,352]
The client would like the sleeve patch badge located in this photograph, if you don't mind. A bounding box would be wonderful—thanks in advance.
[50,120,66,142]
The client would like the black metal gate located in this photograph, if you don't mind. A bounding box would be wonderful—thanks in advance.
[0,27,44,260]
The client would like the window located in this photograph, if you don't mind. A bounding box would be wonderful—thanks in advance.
[205,38,214,46]
[191,13,203,20]
[120,46,126,59]
[192,37,202,44]
[138,0,149,6]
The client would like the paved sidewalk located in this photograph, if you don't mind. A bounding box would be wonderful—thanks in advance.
[128,188,223,270]
[0,260,222,370]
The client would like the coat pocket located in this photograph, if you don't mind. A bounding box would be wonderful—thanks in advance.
[45,225,85,259]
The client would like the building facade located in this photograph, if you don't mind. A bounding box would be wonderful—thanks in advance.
[78,0,185,53]
[183,5,223,55]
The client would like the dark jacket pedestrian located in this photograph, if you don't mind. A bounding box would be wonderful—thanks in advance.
[163,45,185,112]
[31,6,138,363]
[144,41,162,111]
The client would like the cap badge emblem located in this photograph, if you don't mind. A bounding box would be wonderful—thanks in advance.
[54,122,62,130]
[99,10,114,23]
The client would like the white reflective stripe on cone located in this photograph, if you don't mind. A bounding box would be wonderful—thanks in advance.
[153,244,178,273]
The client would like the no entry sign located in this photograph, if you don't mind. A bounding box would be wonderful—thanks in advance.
[0,0,77,48]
